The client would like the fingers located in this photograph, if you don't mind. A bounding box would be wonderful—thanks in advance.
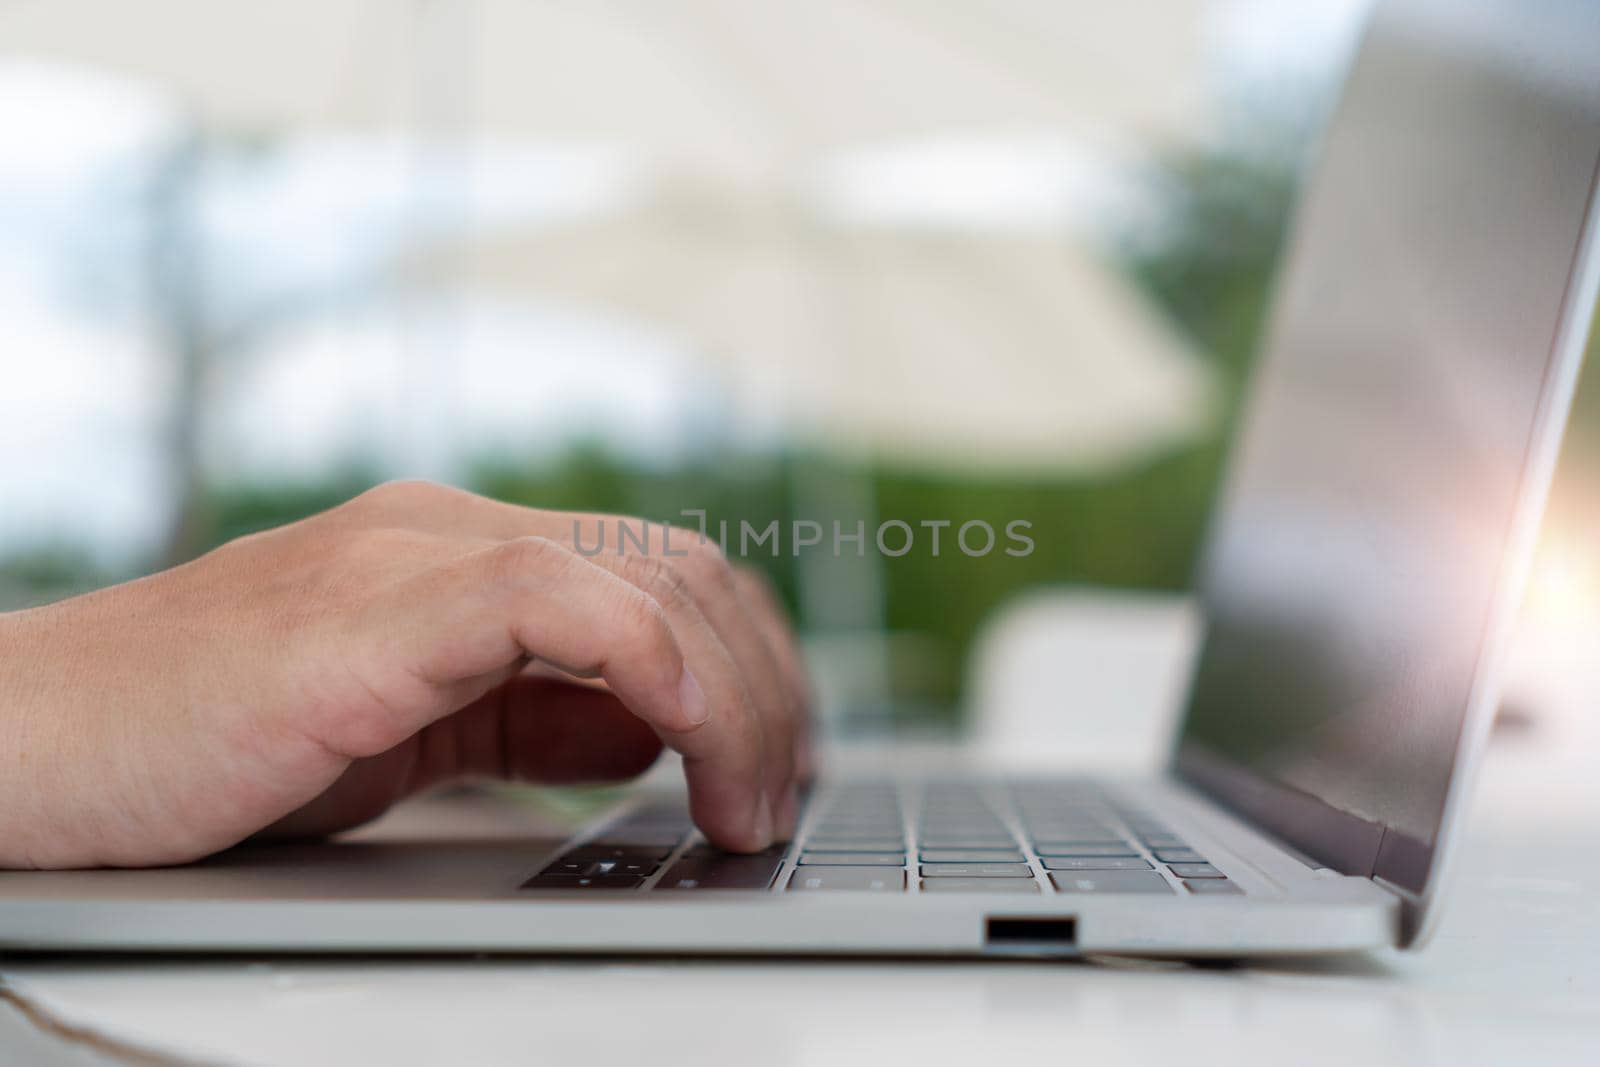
[580,547,779,843]
[665,542,800,835]
[342,536,773,850]
[732,565,817,785]
[340,482,812,843]
[542,528,806,840]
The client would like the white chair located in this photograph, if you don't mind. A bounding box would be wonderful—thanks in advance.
[966,586,1201,773]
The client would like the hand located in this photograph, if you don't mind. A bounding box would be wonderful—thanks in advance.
[0,481,813,869]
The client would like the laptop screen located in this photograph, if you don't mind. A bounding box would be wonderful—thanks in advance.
[1176,0,1600,895]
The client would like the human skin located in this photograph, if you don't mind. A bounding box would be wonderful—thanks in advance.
[0,481,812,869]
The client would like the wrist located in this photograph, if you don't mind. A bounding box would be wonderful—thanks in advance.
[0,606,50,866]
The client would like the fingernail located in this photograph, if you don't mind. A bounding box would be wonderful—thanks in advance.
[678,668,710,726]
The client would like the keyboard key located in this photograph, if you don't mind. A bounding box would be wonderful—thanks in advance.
[606,860,661,877]
[789,867,905,891]
[1141,836,1189,849]
[920,850,1025,864]
[542,857,659,877]
[1034,846,1139,858]
[540,851,659,876]
[603,818,690,834]
[798,852,904,866]
[919,864,1032,878]
[1030,834,1125,844]
[1184,879,1243,895]
[920,837,1018,849]
[1124,824,1172,837]
[1153,849,1205,864]
[1168,862,1224,878]
[682,842,790,859]
[587,830,686,848]
[1042,857,1152,871]
[600,812,689,824]
[1032,834,1120,845]
[521,873,644,891]
[564,844,676,862]
[1026,821,1115,833]
[804,838,906,852]
[1050,871,1174,894]
[654,855,786,890]
[920,878,1040,894]
[812,833,902,844]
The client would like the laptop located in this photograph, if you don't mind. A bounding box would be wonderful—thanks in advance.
[3,0,1599,959]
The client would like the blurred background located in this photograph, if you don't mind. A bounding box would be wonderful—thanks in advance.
[2,0,1596,738]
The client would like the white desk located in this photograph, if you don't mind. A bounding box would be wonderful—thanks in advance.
[3,591,1598,1067]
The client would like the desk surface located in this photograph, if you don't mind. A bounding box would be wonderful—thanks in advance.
[1,730,1597,1067]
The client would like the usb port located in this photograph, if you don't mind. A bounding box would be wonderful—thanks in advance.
[984,916,1078,956]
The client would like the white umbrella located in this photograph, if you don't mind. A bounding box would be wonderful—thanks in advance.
[3,0,1217,475]
[439,181,1215,473]
[1,0,1209,176]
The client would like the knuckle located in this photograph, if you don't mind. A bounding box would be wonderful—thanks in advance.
[622,555,693,614]
[357,479,476,513]
[489,535,567,587]
[680,534,736,589]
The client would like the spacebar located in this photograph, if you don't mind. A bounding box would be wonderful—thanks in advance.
[653,854,786,890]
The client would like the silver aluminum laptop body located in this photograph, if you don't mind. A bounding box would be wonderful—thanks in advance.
[3,0,1599,958]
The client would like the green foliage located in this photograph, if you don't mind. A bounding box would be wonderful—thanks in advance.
[871,446,1228,702]
[0,547,115,607]
[1120,147,1300,390]
[203,470,388,545]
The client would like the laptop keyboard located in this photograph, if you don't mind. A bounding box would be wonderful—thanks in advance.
[520,781,1243,896]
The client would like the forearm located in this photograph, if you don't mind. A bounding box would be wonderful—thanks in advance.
[1,603,75,868]
[0,593,295,868]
